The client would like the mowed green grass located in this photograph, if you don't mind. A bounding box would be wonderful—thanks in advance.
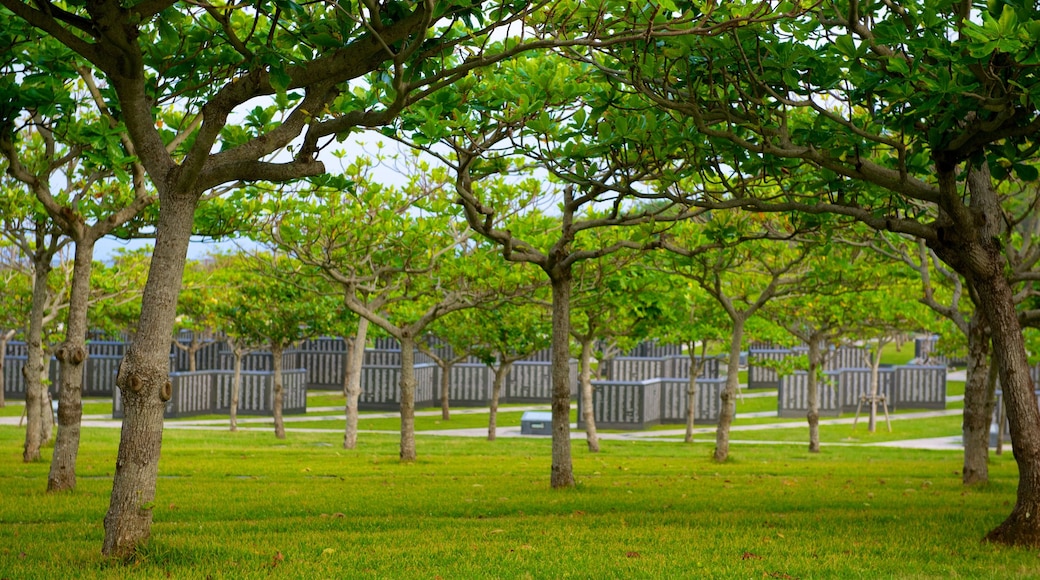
[1,426,1038,579]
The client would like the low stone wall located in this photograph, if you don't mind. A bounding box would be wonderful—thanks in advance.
[578,379,662,430]
[113,369,307,419]
[777,365,946,418]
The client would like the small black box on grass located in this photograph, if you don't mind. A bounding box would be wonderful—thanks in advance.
[520,411,553,435]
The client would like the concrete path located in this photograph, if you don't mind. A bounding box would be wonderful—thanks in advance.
[0,370,974,451]
[1,403,967,451]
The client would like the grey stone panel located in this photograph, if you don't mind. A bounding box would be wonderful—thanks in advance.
[893,365,947,410]
[297,350,345,390]
[445,364,493,406]
[839,368,895,413]
[83,355,121,397]
[604,357,664,382]
[659,377,724,424]
[776,371,842,418]
[86,341,125,357]
[358,363,437,410]
[505,361,552,402]
[664,356,722,380]
[577,379,662,430]
[747,349,790,389]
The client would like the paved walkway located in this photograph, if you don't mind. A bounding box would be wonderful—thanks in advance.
[0,372,974,451]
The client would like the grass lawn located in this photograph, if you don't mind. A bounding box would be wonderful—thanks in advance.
[1,424,1038,579]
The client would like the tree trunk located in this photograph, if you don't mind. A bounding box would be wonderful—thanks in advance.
[579,338,600,453]
[807,337,822,454]
[230,346,243,432]
[867,338,885,434]
[23,254,54,463]
[714,316,745,462]
[47,237,96,491]
[103,191,198,558]
[342,336,354,398]
[272,343,285,439]
[975,267,1040,546]
[962,309,993,485]
[343,319,368,449]
[0,331,12,408]
[398,335,417,462]
[487,360,512,441]
[549,272,575,488]
[685,344,701,444]
[440,359,451,421]
[41,384,54,443]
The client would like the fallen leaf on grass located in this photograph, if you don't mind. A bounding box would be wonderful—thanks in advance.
[322,548,335,556]
[626,552,641,558]
[765,572,799,579]
[270,552,284,568]
[742,552,763,560]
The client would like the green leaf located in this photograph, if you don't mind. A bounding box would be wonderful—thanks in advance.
[1013,163,1039,181]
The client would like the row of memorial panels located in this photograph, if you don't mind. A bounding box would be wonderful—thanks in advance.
[577,366,949,430]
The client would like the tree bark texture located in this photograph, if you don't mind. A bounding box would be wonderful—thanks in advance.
[714,316,745,462]
[549,273,575,488]
[685,347,700,444]
[47,238,96,491]
[975,268,1040,546]
[962,310,993,485]
[807,338,822,454]
[343,319,368,450]
[103,192,198,558]
[487,360,513,441]
[272,343,285,439]
[230,349,243,432]
[23,255,53,463]
[579,339,600,453]
[399,336,418,461]
[440,359,452,421]
[0,331,11,408]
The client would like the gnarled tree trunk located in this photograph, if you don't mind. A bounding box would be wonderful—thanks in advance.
[23,254,53,463]
[962,310,994,485]
[47,237,96,491]
[103,191,198,558]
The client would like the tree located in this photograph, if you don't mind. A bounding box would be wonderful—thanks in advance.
[0,0,633,555]
[0,244,31,408]
[658,212,811,461]
[211,252,335,439]
[648,272,730,444]
[397,51,708,487]
[0,19,154,487]
[0,170,70,463]
[863,233,997,482]
[569,251,665,452]
[762,239,917,451]
[582,0,1040,546]
[172,260,221,373]
[263,162,515,460]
